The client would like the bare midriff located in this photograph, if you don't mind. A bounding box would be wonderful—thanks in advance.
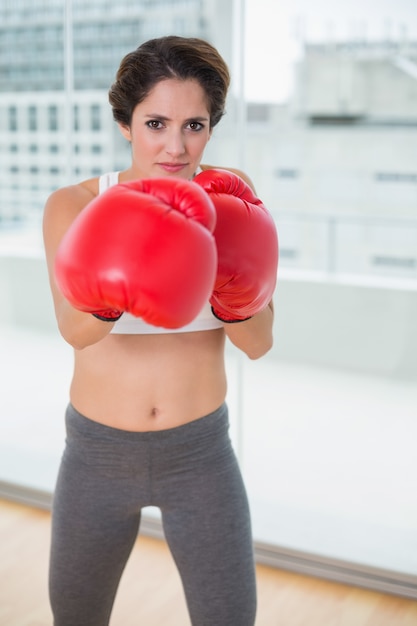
[69,328,227,431]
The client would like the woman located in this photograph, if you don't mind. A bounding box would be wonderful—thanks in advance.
[43,36,276,626]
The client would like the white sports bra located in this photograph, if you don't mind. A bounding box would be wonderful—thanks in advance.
[98,171,223,335]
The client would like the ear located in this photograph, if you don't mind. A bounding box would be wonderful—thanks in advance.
[118,122,131,142]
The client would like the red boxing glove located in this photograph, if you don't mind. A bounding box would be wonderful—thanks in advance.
[194,169,278,322]
[54,178,217,329]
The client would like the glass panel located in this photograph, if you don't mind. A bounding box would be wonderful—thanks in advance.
[1,0,416,589]
[0,0,240,491]
[241,0,417,578]
[0,0,68,491]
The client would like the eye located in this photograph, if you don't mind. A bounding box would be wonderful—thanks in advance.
[147,120,164,130]
[187,121,204,132]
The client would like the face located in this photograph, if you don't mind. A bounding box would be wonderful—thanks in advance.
[119,78,212,180]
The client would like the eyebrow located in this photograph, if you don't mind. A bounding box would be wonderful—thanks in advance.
[144,114,210,123]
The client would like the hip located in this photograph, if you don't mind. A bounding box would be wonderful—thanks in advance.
[62,400,234,480]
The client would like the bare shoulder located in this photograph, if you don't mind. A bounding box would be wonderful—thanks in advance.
[43,178,98,256]
[200,164,257,192]
[43,178,97,228]
[44,177,97,215]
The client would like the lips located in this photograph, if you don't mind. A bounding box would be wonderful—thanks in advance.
[158,162,188,173]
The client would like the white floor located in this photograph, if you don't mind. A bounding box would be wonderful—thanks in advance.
[1,324,417,579]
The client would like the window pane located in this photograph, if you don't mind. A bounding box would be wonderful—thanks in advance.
[241,0,417,582]
[1,0,416,599]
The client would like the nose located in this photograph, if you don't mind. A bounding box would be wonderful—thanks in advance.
[165,129,186,157]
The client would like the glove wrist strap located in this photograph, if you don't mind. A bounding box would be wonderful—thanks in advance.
[211,307,252,324]
[92,312,123,322]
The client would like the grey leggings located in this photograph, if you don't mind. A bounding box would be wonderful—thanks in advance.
[49,403,257,626]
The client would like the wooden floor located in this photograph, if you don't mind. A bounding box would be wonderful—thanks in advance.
[1,499,416,626]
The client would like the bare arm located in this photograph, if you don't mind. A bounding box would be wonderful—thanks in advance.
[201,165,276,359]
[42,184,115,350]
[221,300,274,360]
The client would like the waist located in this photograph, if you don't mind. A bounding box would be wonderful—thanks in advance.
[65,401,229,443]
[70,330,227,431]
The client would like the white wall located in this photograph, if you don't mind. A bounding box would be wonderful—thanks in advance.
[0,254,56,331]
[1,254,416,380]
[273,272,417,379]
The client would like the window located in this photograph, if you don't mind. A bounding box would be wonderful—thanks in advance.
[28,105,37,131]
[90,104,101,131]
[48,105,58,131]
[274,168,299,179]
[73,104,80,131]
[8,105,17,131]
[1,0,416,603]
[375,172,417,183]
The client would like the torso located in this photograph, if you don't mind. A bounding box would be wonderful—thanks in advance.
[71,329,227,431]
[69,167,228,431]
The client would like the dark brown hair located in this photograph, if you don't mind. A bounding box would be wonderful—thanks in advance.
[108,36,230,129]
